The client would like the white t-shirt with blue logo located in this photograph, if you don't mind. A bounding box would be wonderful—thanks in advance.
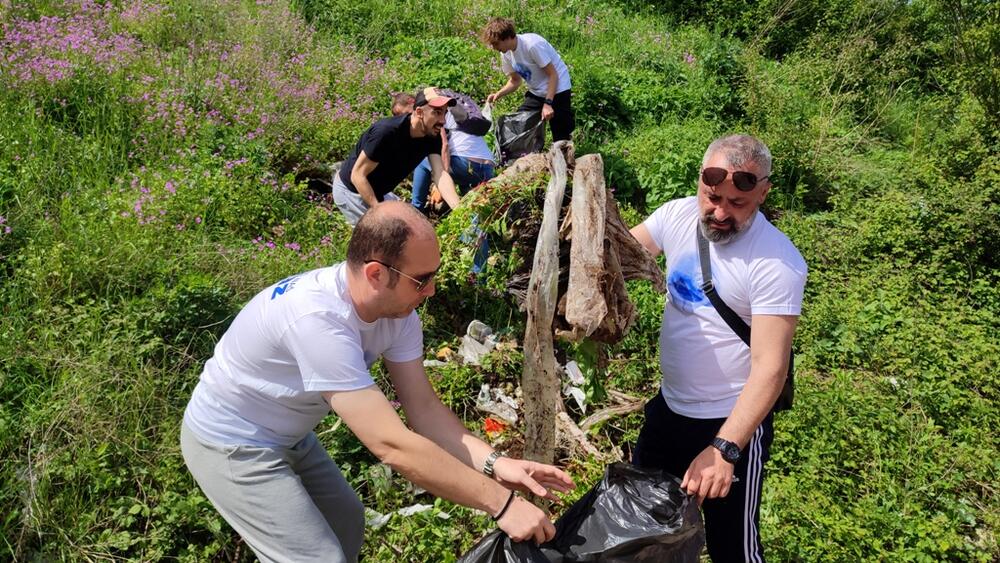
[500,33,571,98]
[184,263,424,447]
[643,197,807,419]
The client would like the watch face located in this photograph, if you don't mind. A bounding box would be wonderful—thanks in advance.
[714,438,740,463]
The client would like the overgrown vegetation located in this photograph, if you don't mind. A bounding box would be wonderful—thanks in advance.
[1,0,997,560]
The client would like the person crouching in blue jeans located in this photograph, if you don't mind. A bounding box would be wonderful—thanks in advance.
[407,88,494,273]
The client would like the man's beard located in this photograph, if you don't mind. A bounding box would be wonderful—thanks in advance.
[699,212,755,245]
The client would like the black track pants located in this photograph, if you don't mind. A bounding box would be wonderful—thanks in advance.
[633,393,774,563]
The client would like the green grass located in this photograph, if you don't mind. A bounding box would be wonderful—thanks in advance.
[1,0,997,560]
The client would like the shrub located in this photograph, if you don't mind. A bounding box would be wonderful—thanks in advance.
[386,37,497,101]
[147,273,237,356]
[603,119,719,210]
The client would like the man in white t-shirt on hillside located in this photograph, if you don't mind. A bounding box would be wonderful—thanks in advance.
[629,135,807,562]
[482,17,574,142]
[181,201,574,562]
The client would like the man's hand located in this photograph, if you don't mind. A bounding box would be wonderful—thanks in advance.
[486,91,502,104]
[681,446,735,505]
[496,496,556,544]
[491,457,575,502]
[541,103,555,122]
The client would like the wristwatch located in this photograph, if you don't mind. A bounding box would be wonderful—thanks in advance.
[483,451,504,477]
[711,437,741,465]
[543,98,554,106]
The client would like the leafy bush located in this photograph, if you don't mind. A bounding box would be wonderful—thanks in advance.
[147,273,237,355]
[2,0,998,560]
[603,119,718,209]
[386,37,497,101]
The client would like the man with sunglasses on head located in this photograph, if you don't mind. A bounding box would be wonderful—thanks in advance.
[181,201,574,562]
[629,135,807,562]
[332,87,464,226]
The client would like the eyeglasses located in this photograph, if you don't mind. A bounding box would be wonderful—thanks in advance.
[701,167,769,192]
[366,260,438,291]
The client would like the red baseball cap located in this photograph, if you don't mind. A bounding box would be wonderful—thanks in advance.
[414,87,457,108]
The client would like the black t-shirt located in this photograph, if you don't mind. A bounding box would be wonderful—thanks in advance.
[338,114,442,201]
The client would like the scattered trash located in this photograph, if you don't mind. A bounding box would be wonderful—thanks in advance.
[365,508,391,530]
[396,503,435,517]
[483,416,508,437]
[563,385,587,413]
[368,463,393,496]
[436,346,456,362]
[561,361,587,413]
[476,384,519,424]
[458,319,499,365]
[467,319,493,341]
[366,504,451,530]
[459,335,496,365]
[564,361,585,386]
[423,359,448,368]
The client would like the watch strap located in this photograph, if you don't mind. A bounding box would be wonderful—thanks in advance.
[483,451,504,477]
[711,437,740,464]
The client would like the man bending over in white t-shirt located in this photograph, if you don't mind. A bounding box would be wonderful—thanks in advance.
[483,17,575,142]
[629,135,807,562]
[181,201,574,562]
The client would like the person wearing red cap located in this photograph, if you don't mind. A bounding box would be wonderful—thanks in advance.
[332,87,463,226]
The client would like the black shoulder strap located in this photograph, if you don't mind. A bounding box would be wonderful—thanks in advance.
[696,227,751,346]
[697,225,795,412]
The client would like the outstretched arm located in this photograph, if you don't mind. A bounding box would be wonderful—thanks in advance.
[350,151,381,208]
[487,72,523,104]
[323,384,559,543]
[428,154,461,210]
[681,314,798,503]
[630,223,663,258]
[385,357,575,500]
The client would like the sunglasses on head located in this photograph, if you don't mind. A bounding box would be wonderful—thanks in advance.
[366,259,437,291]
[701,167,769,192]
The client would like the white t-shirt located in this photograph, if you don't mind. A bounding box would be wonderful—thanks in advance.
[500,33,571,97]
[184,263,424,447]
[643,197,807,419]
[446,112,494,163]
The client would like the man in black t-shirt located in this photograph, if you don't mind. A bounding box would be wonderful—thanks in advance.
[333,87,462,226]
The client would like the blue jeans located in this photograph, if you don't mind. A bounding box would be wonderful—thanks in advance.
[410,156,495,208]
[411,156,494,273]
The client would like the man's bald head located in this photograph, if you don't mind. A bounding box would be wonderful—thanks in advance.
[346,201,436,272]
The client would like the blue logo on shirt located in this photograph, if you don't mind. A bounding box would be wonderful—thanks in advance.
[667,253,709,313]
[270,275,301,299]
[514,63,532,82]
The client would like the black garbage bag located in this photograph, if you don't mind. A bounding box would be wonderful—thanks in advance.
[458,531,551,563]
[495,110,545,165]
[542,463,704,562]
[459,463,704,563]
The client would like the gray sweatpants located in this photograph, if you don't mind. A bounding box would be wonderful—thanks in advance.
[331,172,399,227]
[180,422,365,563]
